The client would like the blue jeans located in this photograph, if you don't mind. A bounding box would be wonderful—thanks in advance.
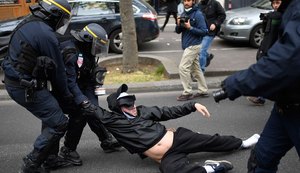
[251,104,300,172]
[199,35,214,72]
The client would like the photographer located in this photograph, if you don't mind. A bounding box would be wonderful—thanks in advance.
[212,0,300,172]
[175,0,209,101]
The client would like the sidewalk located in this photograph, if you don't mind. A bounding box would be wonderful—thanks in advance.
[0,52,254,101]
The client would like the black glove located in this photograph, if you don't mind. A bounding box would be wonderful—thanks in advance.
[80,100,97,116]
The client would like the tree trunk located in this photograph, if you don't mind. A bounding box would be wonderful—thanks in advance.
[120,0,138,73]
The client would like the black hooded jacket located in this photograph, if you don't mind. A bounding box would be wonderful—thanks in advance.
[199,0,226,36]
[92,84,197,154]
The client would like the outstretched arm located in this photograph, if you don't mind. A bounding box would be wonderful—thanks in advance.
[194,103,210,118]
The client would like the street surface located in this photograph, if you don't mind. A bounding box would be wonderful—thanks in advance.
[0,91,299,173]
[1,20,299,173]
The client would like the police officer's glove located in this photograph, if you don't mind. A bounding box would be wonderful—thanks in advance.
[80,100,97,116]
[212,81,228,103]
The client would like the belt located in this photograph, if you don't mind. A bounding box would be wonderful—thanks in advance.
[4,75,46,90]
[4,76,24,88]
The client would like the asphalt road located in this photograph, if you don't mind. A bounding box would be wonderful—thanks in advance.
[0,90,299,173]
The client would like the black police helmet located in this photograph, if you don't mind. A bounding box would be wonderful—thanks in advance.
[71,23,109,56]
[31,0,71,33]
[71,23,107,43]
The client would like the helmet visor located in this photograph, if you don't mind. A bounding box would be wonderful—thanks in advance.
[91,37,109,57]
[56,13,71,35]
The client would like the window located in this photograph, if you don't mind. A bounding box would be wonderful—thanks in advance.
[75,1,119,16]
[0,0,18,4]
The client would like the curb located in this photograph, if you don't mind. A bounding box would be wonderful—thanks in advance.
[0,54,232,101]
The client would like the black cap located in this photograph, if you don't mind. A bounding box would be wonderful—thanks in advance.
[117,92,136,107]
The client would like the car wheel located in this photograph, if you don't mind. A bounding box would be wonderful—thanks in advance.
[109,29,123,54]
[249,25,264,48]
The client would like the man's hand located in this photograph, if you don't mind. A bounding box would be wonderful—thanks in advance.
[80,100,97,116]
[185,19,191,29]
[195,103,210,118]
[210,24,216,31]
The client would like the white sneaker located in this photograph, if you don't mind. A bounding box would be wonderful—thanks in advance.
[204,160,233,173]
[242,134,260,148]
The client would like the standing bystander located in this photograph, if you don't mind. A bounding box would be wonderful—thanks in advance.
[176,0,209,101]
[160,0,179,32]
[198,0,226,72]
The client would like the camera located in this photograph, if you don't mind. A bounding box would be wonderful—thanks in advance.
[179,15,189,27]
[212,89,228,103]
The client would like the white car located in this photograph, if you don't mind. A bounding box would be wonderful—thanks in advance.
[218,0,273,48]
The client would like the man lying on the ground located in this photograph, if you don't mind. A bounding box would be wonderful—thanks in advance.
[89,84,260,173]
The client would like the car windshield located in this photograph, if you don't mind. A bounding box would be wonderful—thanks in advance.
[250,0,273,10]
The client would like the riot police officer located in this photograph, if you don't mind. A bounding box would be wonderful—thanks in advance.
[55,23,122,166]
[1,0,73,172]
[212,0,300,172]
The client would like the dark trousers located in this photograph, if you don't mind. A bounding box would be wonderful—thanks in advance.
[161,12,178,29]
[63,86,110,150]
[5,85,68,163]
[249,104,300,173]
[159,127,242,173]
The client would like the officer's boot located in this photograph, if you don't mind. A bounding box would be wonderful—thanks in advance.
[42,154,72,170]
[20,151,49,173]
[59,146,83,166]
[100,131,123,153]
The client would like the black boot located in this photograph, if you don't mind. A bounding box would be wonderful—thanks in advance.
[42,154,72,170]
[20,155,49,173]
[59,146,83,166]
[100,134,123,153]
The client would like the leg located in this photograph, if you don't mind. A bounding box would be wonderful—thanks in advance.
[247,105,294,173]
[179,45,201,95]
[160,152,207,173]
[161,12,171,30]
[159,127,239,173]
[171,127,242,154]
[83,87,122,153]
[199,36,214,72]
[172,12,178,25]
[191,52,208,94]
[6,86,68,172]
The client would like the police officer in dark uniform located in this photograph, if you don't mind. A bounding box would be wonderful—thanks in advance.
[1,0,73,172]
[55,23,122,166]
[212,0,300,172]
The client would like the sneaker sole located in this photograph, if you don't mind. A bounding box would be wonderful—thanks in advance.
[103,146,124,153]
[204,160,232,165]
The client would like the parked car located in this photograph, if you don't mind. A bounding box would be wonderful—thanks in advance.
[0,0,159,58]
[218,0,273,48]
[67,0,159,53]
